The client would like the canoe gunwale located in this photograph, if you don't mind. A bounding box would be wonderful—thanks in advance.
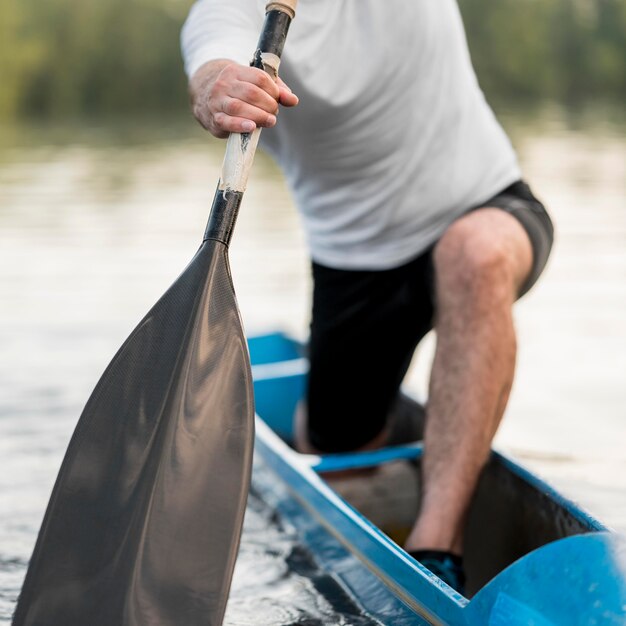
[254,417,467,624]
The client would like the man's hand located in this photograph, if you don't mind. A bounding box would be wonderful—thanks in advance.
[189,59,299,139]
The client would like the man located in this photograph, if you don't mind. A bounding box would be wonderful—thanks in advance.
[181,0,554,595]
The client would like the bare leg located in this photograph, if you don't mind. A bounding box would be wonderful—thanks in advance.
[404,208,533,555]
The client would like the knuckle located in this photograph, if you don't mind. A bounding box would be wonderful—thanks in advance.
[220,64,236,80]
[223,98,241,116]
[212,111,226,128]
[249,68,266,86]
[253,69,277,92]
[206,94,221,117]
[193,106,211,130]
[212,78,227,95]
[244,82,279,114]
[207,113,228,138]
[240,83,258,102]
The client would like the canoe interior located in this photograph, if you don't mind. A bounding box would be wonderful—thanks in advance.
[319,445,602,597]
[248,331,605,599]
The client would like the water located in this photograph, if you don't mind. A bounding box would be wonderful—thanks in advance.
[225,461,380,626]
[0,106,625,622]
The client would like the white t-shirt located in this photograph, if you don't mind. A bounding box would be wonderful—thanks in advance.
[181,0,522,270]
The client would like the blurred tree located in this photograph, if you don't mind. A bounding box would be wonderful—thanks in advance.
[459,0,626,106]
[0,0,624,122]
[0,0,46,119]
[19,0,191,118]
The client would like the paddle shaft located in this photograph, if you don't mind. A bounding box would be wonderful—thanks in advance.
[11,4,298,626]
[204,0,297,246]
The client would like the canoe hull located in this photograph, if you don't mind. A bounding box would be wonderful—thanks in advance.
[249,331,626,625]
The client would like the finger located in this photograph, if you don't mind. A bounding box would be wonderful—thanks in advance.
[214,64,280,108]
[278,86,299,107]
[229,80,280,115]
[276,77,298,107]
[212,111,259,135]
[235,66,281,100]
[215,113,272,134]
[221,97,277,128]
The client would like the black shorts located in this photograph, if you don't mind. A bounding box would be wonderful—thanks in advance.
[306,180,554,453]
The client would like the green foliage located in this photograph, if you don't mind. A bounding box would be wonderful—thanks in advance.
[0,0,45,118]
[460,0,626,105]
[0,0,192,120]
[0,0,624,121]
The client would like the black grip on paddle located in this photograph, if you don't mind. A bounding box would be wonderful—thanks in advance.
[257,10,292,58]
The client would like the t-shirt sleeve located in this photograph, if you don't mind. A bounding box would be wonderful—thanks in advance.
[180,0,263,78]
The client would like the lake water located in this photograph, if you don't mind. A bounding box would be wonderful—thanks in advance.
[0,106,624,623]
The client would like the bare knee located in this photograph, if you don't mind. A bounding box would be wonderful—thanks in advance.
[433,213,525,306]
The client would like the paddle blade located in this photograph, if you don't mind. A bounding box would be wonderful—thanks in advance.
[13,240,254,626]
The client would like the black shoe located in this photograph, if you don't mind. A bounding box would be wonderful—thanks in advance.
[408,549,466,596]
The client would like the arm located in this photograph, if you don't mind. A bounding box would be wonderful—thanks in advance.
[181,0,299,138]
[188,59,298,139]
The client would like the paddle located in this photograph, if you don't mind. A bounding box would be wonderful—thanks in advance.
[12,2,297,625]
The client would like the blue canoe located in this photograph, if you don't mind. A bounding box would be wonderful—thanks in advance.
[247,331,626,626]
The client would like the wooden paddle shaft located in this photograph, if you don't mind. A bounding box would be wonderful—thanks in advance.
[204,0,298,246]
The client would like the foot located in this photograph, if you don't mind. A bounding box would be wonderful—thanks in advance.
[408,549,466,596]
